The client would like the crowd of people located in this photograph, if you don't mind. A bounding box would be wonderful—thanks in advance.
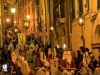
[18,42,100,75]
[0,35,100,75]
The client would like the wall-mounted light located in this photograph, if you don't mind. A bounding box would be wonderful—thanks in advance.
[23,20,30,28]
[14,21,16,24]
[11,7,16,14]
[50,26,54,31]
[6,18,10,22]
[26,15,30,19]
[79,17,85,26]
[14,27,19,33]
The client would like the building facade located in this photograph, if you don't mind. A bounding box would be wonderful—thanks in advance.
[71,0,100,59]
[14,0,72,49]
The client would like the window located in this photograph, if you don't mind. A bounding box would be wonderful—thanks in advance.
[25,10,26,19]
[78,0,83,16]
[28,7,30,15]
[97,0,100,9]
[75,0,79,18]
[86,0,89,11]
[60,0,65,18]
[71,0,75,20]
[83,0,89,13]
[48,0,50,12]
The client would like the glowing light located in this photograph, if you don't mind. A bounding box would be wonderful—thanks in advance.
[50,26,53,30]
[6,18,10,22]
[26,15,30,19]
[63,44,66,49]
[11,7,16,13]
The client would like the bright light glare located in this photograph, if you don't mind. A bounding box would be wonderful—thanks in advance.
[6,18,10,22]
[50,26,53,30]
[63,44,66,49]
[27,15,30,19]
[79,18,83,23]
[11,7,16,13]
[14,21,16,23]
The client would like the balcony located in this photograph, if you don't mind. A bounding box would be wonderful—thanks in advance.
[57,18,66,24]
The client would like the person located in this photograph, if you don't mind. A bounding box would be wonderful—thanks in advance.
[0,49,3,58]
[46,48,52,60]
[75,50,83,74]
[36,47,42,59]
[88,53,98,74]
[2,44,8,62]
[32,44,39,63]
[19,45,25,53]
[10,51,23,75]
[59,50,76,75]
[77,48,90,75]
[53,48,60,59]
[36,52,50,75]
[50,48,60,75]
[0,54,6,72]
[97,52,100,67]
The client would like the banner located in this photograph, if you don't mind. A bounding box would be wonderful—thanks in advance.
[18,33,26,46]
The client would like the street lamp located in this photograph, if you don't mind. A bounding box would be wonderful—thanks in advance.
[79,17,85,26]
[14,26,19,33]
[78,17,85,46]
[11,7,16,14]
[6,18,10,22]
[23,20,30,29]
[50,26,54,30]
[50,26,54,51]
[26,15,30,19]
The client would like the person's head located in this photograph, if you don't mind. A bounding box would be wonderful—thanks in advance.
[77,50,81,55]
[48,48,52,55]
[80,46,84,50]
[11,51,17,63]
[53,48,57,54]
[85,48,89,52]
[66,51,72,63]
[90,53,94,60]
[21,46,24,50]
[62,50,67,60]
[88,52,92,57]
[75,50,80,57]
